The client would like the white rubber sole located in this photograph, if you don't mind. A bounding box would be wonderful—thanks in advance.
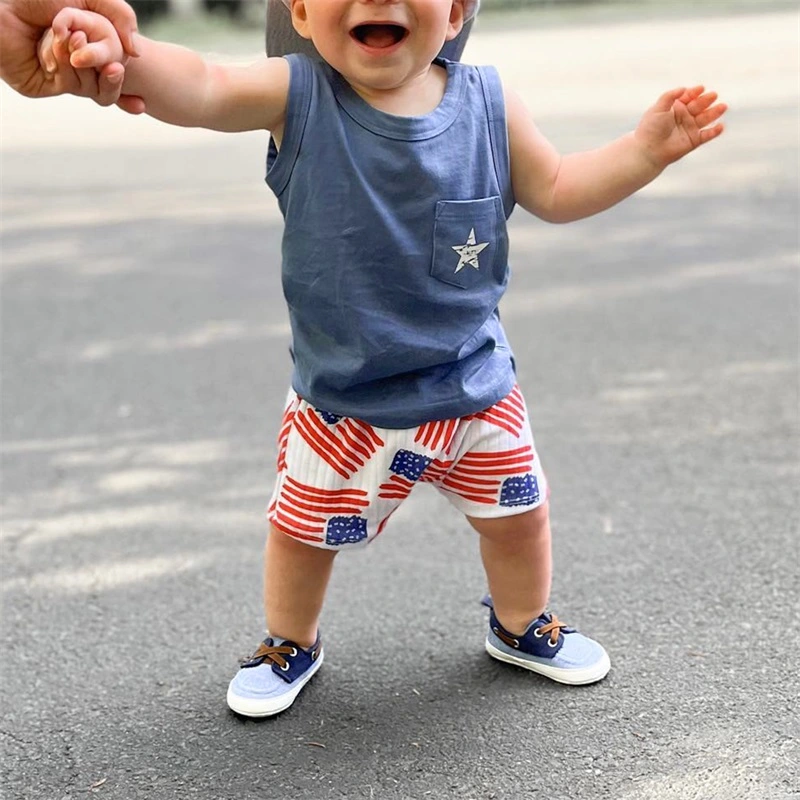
[485,640,610,686]
[226,651,324,718]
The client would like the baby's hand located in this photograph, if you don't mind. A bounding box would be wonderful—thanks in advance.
[635,86,727,169]
[38,8,127,103]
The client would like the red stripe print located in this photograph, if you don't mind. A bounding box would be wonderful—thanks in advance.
[378,473,415,501]
[272,477,369,542]
[344,418,384,450]
[293,409,384,479]
[455,446,533,470]
[430,446,534,505]
[418,458,454,483]
[276,404,296,472]
[414,418,458,453]
[465,386,527,437]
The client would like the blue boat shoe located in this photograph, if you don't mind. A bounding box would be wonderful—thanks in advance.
[486,609,610,685]
[227,634,323,718]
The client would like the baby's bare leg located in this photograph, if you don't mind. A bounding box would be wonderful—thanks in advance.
[469,503,552,635]
[263,525,337,648]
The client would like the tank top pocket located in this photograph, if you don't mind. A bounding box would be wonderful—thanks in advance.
[430,197,508,290]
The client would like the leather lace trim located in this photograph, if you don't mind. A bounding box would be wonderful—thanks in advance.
[494,613,565,648]
[534,614,564,646]
[243,642,295,670]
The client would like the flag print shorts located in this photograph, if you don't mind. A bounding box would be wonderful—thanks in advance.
[267,385,549,550]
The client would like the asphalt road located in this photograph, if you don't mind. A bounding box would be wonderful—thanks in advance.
[1,5,798,800]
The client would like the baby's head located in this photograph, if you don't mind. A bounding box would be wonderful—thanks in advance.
[284,1,470,91]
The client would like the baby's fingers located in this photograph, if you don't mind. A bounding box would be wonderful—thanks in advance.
[52,7,124,61]
[686,90,718,115]
[696,122,725,146]
[653,87,687,112]
[96,62,127,107]
[70,39,122,69]
[74,64,101,99]
[51,8,83,44]
[693,101,728,131]
[68,30,88,55]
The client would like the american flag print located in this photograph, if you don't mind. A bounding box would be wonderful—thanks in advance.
[463,385,527,437]
[270,476,370,546]
[267,388,546,549]
[378,449,433,501]
[292,406,385,479]
[423,445,536,506]
[500,474,540,507]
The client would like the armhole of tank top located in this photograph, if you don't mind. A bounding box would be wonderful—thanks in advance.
[266,54,314,197]
[477,65,514,218]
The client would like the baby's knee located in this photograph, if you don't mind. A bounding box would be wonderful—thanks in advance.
[470,501,550,543]
[518,501,550,540]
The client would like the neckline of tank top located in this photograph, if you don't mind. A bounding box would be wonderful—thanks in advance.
[329,58,468,142]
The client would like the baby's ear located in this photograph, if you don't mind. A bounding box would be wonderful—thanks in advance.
[446,0,466,41]
[290,0,313,41]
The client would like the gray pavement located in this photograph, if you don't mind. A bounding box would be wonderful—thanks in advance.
[1,5,799,800]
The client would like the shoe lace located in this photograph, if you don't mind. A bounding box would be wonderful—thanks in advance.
[242,641,297,670]
[535,614,565,646]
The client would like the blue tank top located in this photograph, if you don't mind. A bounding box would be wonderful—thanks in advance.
[266,54,517,428]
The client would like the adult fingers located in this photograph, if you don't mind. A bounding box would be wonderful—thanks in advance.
[37,28,81,96]
[37,29,58,77]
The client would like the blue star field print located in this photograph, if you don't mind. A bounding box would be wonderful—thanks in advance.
[499,474,540,507]
[316,408,342,425]
[390,449,432,481]
[326,516,368,546]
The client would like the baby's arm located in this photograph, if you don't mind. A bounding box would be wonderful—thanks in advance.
[40,8,290,133]
[507,85,727,224]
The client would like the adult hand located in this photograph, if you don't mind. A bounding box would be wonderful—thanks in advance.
[0,0,143,109]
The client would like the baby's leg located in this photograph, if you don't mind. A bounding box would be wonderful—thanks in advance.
[263,523,337,648]
[437,386,609,684]
[468,503,551,635]
[471,498,610,684]
[226,525,334,717]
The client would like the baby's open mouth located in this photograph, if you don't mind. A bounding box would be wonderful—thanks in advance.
[351,24,408,49]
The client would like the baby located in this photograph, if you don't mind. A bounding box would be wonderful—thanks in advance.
[38,0,726,717]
